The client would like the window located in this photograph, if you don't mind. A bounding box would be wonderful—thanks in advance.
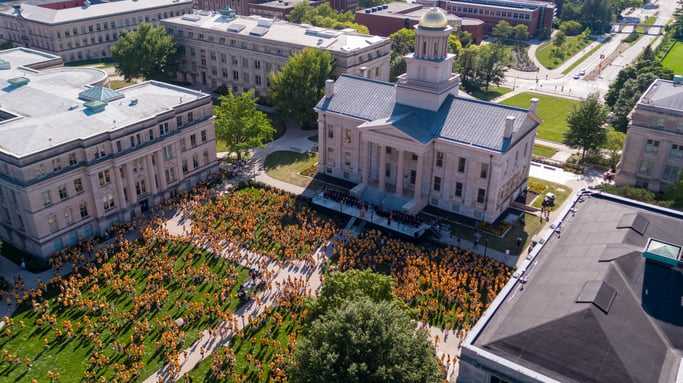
[130,136,136,148]
[103,193,115,211]
[48,214,58,233]
[68,152,77,166]
[190,134,197,147]
[203,150,209,164]
[182,159,188,174]
[192,154,199,169]
[80,201,88,218]
[98,170,111,186]
[176,116,182,127]
[436,152,444,168]
[385,146,391,154]
[149,129,155,141]
[344,129,352,144]
[327,126,334,139]
[65,208,72,225]
[201,130,207,142]
[458,157,466,173]
[116,140,122,152]
[163,145,174,160]
[455,182,463,198]
[58,185,68,200]
[480,163,488,179]
[412,154,418,161]
[188,112,193,123]
[477,188,486,203]
[410,170,416,184]
[671,144,683,159]
[42,190,52,207]
[233,70,239,80]
[165,167,177,183]
[645,139,660,153]
[135,180,147,196]
[52,158,62,172]
[255,75,262,86]
[74,178,83,193]
[433,176,441,192]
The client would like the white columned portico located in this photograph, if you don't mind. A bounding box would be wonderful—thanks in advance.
[379,144,387,191]
[396,150,405,196]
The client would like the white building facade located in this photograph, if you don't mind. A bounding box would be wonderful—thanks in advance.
[0,48,218,259]
[315,8,539,223]
[0,0,193,63]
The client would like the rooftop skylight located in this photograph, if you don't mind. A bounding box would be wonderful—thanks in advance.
[643,238,682,267]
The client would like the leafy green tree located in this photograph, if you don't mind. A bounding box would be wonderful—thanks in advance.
[513,24,530,41]
[269,48,333,128]
[448,33,462,55]
[358,0,391,8]
[214,90,275,160]
[673,0,683,39]
[456,45,480,85]
[559,20,583,35]
[664,174,683,210]
[111,23,179,81]
[476,43,510,90]
[288,3,368,33]
[565,93,608,159]
[314,270,395,316]
[604,130,625,170]
[492,20,514,40]
[553,30,567,47]
[389,28,416,81]
[457,31,474,47]
[581,0,612,33]
[289,298,442,383]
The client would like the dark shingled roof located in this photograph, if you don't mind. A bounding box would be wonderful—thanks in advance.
[316,75,538,152]
[473,194,683,383]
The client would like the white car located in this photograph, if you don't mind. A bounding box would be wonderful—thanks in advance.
[579,69,586,76]
[573,73,581,79]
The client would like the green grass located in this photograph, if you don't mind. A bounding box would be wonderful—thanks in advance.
[532,144,559,158]
[528,177,572,211]
[450,212,544,254]
[65,58,115,68]
[108,79,136,90]
[468,85,513,101]
[662,40,683,74]
[536,35,592,69]
[187,306,304,382]
[264,151,318,187]
[500,92,579,143]
[561,42,603,75]
[0,242,248,382]
[636,16,657,33]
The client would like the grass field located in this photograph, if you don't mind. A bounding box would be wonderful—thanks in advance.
[264,151,318,187]
[468,85,513,101]
[536,35,592,70]
[561,42,603,75]
[0,242,248,382]
[108,79,137,90]
[662,40,683,75]
[528,177,572,211]
[532,144,559,158]
[500,92,579,143]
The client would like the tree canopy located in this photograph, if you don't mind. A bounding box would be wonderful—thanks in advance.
[214,90,275,159]
[673,0,683,39]
[288,3,368,33]
[111,23,179,81]
[456,43,510,91]
[289,298,442,383]
[564,93,608,159]
[314,270,395,316]
[269,48,333,128]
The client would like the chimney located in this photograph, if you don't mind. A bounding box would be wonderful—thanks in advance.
[529,97,539,114]
[504,115,516,139]
[360,66,368,78]
[324,79,335,98]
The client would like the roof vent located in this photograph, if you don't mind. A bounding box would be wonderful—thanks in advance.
[0,59,10,70]
[576,280,616,314]
[228,23,246,33]
[129,98,138,106]
[182,14,201,22]
[7,77,29,87]
[616,212,649,235]
[12,4,21,16]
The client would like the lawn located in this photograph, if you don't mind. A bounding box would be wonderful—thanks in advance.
[108,79,137,90]
[65,58,115,68]
[528,177,572,211]
[468,85,513,101]
[561,42,603,75]
[532,144,559,158]
[264,150,318,188]
[500,92,579,143]
[0,241,248,382]
[536,35,592,69]
[187,304,305,382]
[662,40,683,75]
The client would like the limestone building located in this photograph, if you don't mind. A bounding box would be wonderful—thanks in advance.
[161,9,391,96]
[0,0,193,63]
[616,77,683,192]
[0,48,218,259]
[315,8,539,223]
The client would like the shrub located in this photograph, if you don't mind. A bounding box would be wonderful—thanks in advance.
[559,20,584,36]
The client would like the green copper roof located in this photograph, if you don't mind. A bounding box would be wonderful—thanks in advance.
[0,59,10,70]
[78,85,124,103]
[7,77,29,86]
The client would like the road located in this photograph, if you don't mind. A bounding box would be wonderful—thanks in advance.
[502,0,678,99]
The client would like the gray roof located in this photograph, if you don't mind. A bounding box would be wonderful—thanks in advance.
[0,0,192,24]
[316,75,536,151]
[639,79,683,112]
[473,194,683,383]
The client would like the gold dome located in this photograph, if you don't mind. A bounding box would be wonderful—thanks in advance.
[419,7,448,29]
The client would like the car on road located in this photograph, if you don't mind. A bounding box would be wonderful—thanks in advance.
[579,69,586,76]
[573,73,581,79]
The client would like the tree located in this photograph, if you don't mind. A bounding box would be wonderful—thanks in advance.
[604,130,625,170]
[448,33,462,55]
[288,3,368,33]
[476,43,510,90]
[269,48,333,128]
[513,24,529,41]
[289,298,442,383]
[564,93,608,159]
[214,90,275,160]
[664,174,683,210]
[492,20,514,40]
[673,0,683,39]
[111,23,179,81]
[456,45,480,85]
[314,270,395,316]
[559,20,583,36]
[581,0,612,34]
[389,28,416,81]
[553,30,567,47]
[357,0,391,8]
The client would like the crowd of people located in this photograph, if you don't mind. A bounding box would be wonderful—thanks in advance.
[333,230,512,331]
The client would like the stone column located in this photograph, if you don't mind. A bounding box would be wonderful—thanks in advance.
[362,140,370,184]
[396,150,404,197]
[87,172,105,218]
[155,151,167,191]
[113,165,126,210]
[378,145,387,191]
[145,155,158,195]
[336,127,343,174]
[175,142,184,182]
[126,163,138,205]
[415,153,424,202]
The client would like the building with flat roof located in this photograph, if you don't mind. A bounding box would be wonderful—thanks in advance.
[249,0,322,20]
[616,77,683,193]
[356,2,485,42]
[0,0,193,63]
[314,8,539,224]
[162,10,391,95]
[0,48,218,259]
[459,190,683,383]
[417,0,554,37]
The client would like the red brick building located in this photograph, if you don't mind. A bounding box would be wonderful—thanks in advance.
[355,3,485,43]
